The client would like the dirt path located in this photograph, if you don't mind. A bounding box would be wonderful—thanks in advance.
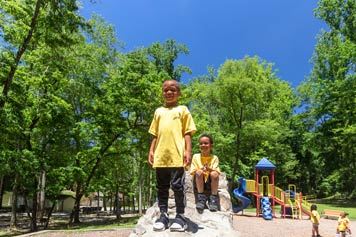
[17,213,355,237]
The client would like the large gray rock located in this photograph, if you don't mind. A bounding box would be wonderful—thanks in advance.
[129,172,239,237]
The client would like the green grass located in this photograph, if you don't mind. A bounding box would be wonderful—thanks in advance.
[69,216,139,231]
[0,215,139,236]
[316,199,356,220]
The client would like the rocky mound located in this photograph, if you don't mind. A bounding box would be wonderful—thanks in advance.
[129,172,239,237]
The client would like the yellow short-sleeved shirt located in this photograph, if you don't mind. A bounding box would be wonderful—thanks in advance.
[190,153,220,182]
[149,105,196,168]
[337,216,350,232]
[310,210,320,224]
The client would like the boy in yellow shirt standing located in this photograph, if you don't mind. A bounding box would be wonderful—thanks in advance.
[310,204,321,237]
[148,79,196,232]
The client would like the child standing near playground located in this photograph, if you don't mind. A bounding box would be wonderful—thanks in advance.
[336,212,352,237]
[190,133,220,212]
[310,204,321,237]
[148,79,196,232]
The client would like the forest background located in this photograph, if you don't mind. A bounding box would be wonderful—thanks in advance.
[0,0,355,232]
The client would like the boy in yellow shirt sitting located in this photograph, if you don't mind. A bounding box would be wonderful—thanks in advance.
[190,134,220,213]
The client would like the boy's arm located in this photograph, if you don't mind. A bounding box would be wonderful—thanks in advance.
[148,136,157,166]
[189,155,198,175]
[184,133,192,166]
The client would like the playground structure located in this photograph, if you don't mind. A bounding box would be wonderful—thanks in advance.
[232,177,252,213]
[233,157,314,220]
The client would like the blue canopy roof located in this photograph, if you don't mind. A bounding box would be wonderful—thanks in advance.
[255,157,276,170]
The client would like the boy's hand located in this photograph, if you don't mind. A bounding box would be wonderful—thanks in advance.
[148,137,156,167]
[203,163,211,172]
[184,151,191,167]
[184,134,192,167]
[148,151,154,166]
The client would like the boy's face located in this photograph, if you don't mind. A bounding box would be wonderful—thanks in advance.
[162,80,180,107]
[199,136,213,155]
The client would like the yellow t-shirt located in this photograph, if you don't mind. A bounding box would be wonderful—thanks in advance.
[190,153,221,182]
[337,216,350,232]
[310,210,320,224]
[149,105,196,168]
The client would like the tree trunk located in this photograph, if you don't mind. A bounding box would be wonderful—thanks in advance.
[30,191,38,232]
[109,193,112,212]
[115,186,121,219]
[0,175,4,209]
[122,194,125,214]
[138,163,143,215]
[103,193,107,212]
[70,196,82,224]
[44,201,56,229]
[138,182,142,215]
[70,185,83,224]
[96,191,100,216]
[231,106,243,182]
[38,170,46,219]
[24,194,32,221]
[132,195,135,213]
[10,174,18,228]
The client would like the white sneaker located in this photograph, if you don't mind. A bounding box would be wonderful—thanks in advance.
[170,213,187,232]
[153,212,169,231]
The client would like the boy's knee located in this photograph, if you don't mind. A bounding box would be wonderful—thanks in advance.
[195,170,204,177]
[210,171,219,180]
[171,177,184,192]
[195,171,204,181]
[171,182,184,192]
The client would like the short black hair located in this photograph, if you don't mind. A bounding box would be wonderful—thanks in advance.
[311,204,317,211]
[199,133,214,144]
[162,79,180,92]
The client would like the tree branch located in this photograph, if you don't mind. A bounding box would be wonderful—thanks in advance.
[0,0,42,108]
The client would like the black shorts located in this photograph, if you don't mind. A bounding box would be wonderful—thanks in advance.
[193,175,211,192]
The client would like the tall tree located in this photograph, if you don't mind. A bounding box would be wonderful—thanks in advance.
[188,57,297,184]
[0,0,85,108]
[147,39,191,80]
[0,0,84,230]
[297,0,356,197]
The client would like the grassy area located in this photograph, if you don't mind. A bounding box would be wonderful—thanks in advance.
[66,215,139,231]
[316,199,356,220]
[0,214,139,236]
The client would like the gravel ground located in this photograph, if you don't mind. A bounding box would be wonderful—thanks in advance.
[233,212,354,237]
[16,213,355,237]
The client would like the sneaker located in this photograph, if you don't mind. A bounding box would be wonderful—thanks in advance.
[196,193,207,212]
[170,213,188,232]
[207,194,219,212]
[153,212,169,231]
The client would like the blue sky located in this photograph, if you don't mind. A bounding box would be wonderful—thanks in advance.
[80,0,326,88]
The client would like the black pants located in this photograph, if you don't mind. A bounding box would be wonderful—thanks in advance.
[156,167,185,214]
